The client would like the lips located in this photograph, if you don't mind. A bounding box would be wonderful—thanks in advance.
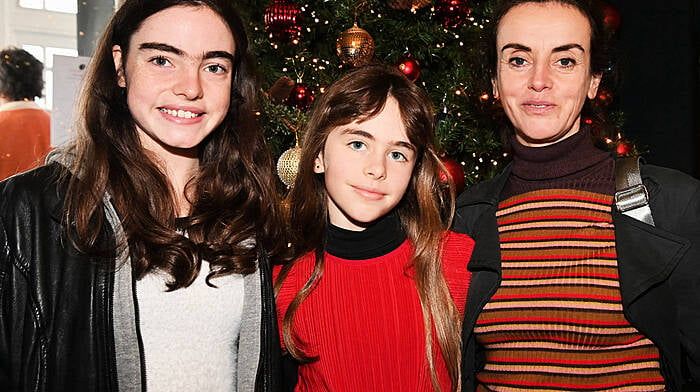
[352,185,385,201]
[159,107,204,119]
[522,100,555,114]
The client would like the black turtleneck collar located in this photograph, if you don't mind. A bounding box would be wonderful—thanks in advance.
[325,210,406,260]
[501,127,615,199]
[510,127,611,181]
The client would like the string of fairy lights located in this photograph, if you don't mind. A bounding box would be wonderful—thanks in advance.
[244,0,627,191]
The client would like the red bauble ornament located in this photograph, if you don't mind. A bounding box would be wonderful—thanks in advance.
[396,57,421,81]
[285,82,314,110]
[434,0,470,29]
[602,3,621,32]
[439,158,466,194]
[264,0,302,42]
[615,140,634,156]
[596,88,613,106]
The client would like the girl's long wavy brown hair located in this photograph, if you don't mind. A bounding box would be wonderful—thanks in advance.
[62,0,285,288]
[274,65,460,390]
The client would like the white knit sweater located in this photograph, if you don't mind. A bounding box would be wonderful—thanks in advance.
[136,262,245,391]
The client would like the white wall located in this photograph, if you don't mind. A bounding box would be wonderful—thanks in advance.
[0,1,76,51]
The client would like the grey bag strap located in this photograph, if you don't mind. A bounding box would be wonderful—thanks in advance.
[614,156,655,226]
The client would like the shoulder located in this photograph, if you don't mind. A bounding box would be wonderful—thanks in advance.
[641,163,700,196]
[441,231,474,273]
[641,163,700,221]
[0,162,67,220]
[456,167,510,209]
[442,231,475,260]
[441,231,473,314]
[453,166,510,234]
[274,252,316,301]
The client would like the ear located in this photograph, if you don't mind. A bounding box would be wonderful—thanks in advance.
[313,152,325,174]
[587,73,602,100]
[491,77,500,99]
[112,45,126,88]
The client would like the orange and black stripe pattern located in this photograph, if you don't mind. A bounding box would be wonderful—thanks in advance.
[474,189,665,392]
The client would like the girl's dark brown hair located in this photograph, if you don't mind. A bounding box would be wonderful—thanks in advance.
[63,0,285,288]
[275,65,461,390]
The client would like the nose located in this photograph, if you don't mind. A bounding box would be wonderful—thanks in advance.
[364,152,387,180]
[174,67,203,100]
[528,62,553,92]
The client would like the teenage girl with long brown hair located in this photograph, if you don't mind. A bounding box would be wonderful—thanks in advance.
[0,0,283,389]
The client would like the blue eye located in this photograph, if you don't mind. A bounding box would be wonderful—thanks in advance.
[349,141,365,150]
[509,57,527,66]
[389,151,407,161]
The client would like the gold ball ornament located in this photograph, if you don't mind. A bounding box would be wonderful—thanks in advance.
[277,145,302,187]
[336,23,375,67]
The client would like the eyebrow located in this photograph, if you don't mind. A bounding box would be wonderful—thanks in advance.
[341,128,416,151]
[501,43,585,53]
[138,42,235,62]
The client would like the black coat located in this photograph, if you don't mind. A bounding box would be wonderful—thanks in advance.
[453,162,700,392]
[0,163,281,391]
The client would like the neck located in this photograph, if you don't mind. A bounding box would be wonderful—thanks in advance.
[139,134,200,217]
[168,156,199,217]
[150,150,199,217]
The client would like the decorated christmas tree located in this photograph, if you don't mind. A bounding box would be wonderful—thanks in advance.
[238,0,625,192]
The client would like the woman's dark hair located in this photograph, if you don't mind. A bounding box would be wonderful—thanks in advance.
[485,0,619,144]
[275,65,461,391]
[63,0,285,288]
[0,47,44,101]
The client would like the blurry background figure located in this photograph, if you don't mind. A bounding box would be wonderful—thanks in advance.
[0,47,50,181]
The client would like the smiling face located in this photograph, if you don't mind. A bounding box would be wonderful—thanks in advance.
[315,97,417,231]
[111,5,235,162]
[492,2,602,147]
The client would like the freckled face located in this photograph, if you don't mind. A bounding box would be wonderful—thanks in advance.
[492,2,602,147]
[111,5,235,161]
[315,97,416,231]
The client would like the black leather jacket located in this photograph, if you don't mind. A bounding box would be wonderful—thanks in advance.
[0,163,281,391]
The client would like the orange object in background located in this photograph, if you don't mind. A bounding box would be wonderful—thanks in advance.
[0,101,51,181]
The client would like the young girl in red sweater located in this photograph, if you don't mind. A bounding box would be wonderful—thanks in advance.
[274,65,474,391]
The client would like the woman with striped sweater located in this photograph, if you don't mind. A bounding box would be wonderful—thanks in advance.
[454,1,700,391]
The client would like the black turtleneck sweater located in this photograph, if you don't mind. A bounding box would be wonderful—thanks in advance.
[501,128,615,200]
[325,211,406,260]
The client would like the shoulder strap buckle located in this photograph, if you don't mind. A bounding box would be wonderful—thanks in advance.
[614,156,655,226]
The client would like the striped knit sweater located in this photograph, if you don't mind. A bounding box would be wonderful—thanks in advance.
[473,130,665,392]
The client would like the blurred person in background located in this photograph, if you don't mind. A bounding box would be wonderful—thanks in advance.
[0,47,51,181]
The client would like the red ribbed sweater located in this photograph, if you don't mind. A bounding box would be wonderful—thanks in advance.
[274,231,474,391]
